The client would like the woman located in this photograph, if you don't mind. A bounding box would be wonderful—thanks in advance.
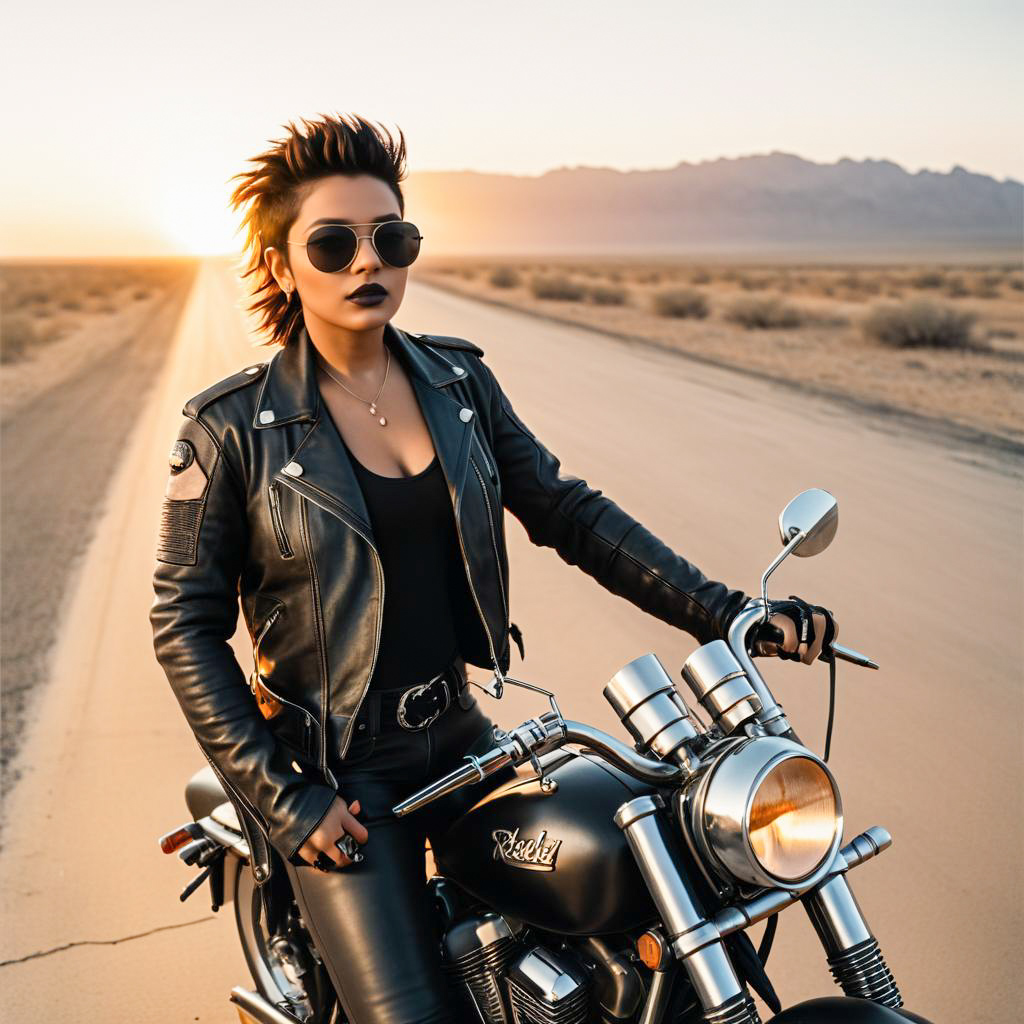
[150,113,836,1024]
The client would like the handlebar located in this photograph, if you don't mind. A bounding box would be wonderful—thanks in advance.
[392,602,878,818]
[391,715,682,818]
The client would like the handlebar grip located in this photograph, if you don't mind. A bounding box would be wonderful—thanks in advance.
[391,747,513,817]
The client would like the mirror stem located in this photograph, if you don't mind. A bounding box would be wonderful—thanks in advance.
[759,530,806,620]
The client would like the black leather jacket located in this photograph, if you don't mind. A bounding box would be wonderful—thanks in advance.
[149,320,749,901]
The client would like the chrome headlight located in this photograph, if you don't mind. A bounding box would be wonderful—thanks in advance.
[690,737,843,890]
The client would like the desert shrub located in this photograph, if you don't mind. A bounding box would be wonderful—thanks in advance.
[861,299,978,349]
[690,268,712,285]
[1,313,37,363]
[489,267,521,289]
[910,269,945,289]
[132,288,151,301]
[530,274,587,301]
[1008,275,1023,292]
[972,273,1002,298]
[59,297,83,311]
[837,272,882,296]
[608,270,623,283]
[725,296,805,329]
[18,288,51,306]
[944,275,970,298]
[0,313,60,363]
[652,287,708,319]
[739,273,772,291]
[460,268,476,280]
[586,284,627,306]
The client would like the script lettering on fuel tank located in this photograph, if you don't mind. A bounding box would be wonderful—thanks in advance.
[491,827,562,871]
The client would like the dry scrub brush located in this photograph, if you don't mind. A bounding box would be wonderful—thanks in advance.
[861,299,979,349]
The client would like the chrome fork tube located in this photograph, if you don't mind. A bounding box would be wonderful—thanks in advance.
[802,874,903,1008]
[614,795,748,1011]
[803,873,872,952]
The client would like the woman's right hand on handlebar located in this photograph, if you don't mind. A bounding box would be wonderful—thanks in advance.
[750,595,838,665]
[298,795,369,869]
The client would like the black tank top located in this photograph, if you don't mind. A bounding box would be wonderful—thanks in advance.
[339,432,480,691]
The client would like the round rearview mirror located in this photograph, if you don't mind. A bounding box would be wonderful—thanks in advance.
[778,488,838,557]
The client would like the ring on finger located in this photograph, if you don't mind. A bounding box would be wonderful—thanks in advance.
[335,834,364,862]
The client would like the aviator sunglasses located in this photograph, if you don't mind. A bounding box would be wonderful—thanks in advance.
[286,220,423,274]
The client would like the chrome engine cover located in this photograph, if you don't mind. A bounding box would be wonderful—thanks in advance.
[441,913,519,1023]
[507,946,589,1024]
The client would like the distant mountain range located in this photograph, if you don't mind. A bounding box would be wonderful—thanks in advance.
[405,152,1023,257]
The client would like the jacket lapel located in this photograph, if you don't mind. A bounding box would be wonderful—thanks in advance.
[254,321,476,543]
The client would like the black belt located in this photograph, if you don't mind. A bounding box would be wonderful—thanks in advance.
[356,655,469,735]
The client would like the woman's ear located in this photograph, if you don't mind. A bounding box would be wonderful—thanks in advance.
[263,245,293,294]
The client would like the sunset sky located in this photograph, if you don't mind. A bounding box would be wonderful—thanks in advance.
[2,0,1019,258]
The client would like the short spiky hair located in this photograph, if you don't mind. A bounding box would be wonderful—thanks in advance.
[228,112,408,347]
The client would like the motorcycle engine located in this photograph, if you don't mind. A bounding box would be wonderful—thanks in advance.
[441,912,590,1024]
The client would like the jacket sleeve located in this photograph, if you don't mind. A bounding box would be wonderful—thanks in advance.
[149,412,337,864]
[481,361,750,646]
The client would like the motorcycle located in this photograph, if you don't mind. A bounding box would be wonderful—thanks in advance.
[159,487,934,1024]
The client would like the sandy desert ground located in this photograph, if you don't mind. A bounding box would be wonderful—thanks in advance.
[0,259,198,798]
[0,256,1020,1022]
[418,256,1024,450]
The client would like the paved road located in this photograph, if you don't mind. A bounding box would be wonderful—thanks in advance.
[2,257,1020,1021]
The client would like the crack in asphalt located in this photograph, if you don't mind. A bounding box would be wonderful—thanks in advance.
[0,915,217,967]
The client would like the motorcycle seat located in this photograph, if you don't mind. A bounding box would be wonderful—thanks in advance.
[185,764,228,822]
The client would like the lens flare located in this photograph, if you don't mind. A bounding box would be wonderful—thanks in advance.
[748,756,838,880]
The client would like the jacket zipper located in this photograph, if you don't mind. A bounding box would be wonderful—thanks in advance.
[198,742,271,841]
[472,427,497,483]
[454,458,505,689]
[470,454,509,629]
[281,475,384,767]
[268,481,294,558]
[250,606,317,758]
[471,437,520,663]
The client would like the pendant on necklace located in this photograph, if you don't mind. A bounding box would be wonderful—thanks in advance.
[369,403,386,426]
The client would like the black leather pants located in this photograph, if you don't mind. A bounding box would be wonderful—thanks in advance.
[283,684,514,1024]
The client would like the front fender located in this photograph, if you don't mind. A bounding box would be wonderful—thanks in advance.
[767,997,933,1024]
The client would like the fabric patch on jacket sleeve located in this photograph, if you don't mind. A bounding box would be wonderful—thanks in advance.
[157,426,217,565]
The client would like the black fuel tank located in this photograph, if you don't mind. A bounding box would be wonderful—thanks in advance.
[431,747,658,935]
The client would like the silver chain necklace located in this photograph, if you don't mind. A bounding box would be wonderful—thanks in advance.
[315,347,391,427]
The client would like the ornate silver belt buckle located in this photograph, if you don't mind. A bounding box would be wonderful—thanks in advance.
[396,674,450,731]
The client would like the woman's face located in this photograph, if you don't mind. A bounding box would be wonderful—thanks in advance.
[270,173,409,333]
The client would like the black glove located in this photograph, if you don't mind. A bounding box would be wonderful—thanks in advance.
[750,595,837,664]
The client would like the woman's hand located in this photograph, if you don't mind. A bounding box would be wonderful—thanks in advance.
[297,795,369,869]
[751,595,838,665]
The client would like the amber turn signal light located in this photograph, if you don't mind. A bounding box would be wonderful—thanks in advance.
[636,930,668,970]
[159,826,195,854]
